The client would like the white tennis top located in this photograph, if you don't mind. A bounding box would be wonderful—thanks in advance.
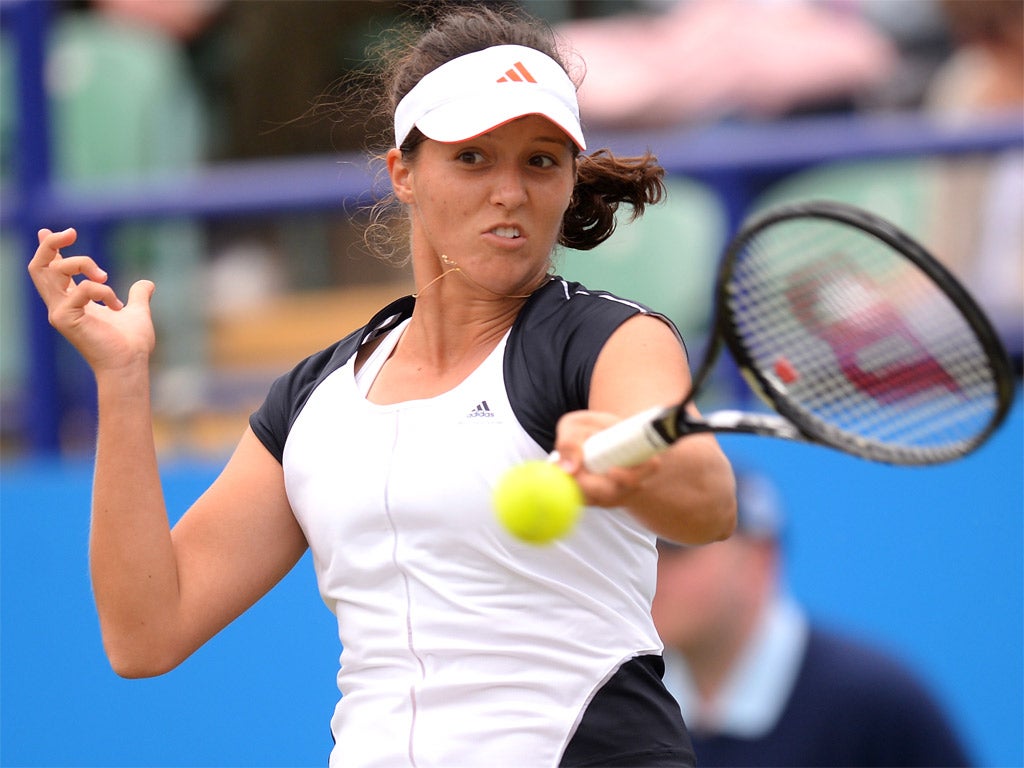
[251,280,677,767]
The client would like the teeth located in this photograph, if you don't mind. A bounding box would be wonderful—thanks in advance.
[492,226,520,239]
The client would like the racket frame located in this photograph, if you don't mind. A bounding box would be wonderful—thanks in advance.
[641,201,1015,467]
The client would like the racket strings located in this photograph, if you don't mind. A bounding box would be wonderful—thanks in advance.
[727,217,1001,462]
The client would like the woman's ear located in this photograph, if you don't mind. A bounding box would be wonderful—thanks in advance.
[387,148,414,204]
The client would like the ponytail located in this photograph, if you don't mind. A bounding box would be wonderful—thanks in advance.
[560,150,667,251]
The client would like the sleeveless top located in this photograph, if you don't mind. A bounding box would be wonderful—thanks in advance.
[250,278,685,767]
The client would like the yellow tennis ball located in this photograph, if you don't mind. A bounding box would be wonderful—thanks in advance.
[493,461,584,545]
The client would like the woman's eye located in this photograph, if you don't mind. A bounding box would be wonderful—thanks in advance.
[530,155,556,169]
[457,150,484,164]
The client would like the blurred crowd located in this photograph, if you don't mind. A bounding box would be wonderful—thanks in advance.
[37,0,1020,155]
[66,0,1020,147]
[1,0,1021,454]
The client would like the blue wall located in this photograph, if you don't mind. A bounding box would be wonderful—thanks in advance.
[718,389,1024,767]
[2,388,1021,766]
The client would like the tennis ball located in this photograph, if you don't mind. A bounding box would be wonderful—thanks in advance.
[493,461,584,545]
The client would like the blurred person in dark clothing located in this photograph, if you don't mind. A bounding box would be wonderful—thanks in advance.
[653,470,973,767]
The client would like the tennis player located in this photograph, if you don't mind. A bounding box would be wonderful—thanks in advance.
[27,5,735,766]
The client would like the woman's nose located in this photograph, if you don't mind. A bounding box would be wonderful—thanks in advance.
[490,167,528,209]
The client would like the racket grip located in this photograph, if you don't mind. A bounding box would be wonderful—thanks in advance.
[581,406,672,473]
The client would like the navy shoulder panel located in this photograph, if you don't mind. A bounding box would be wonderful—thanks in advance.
[505,278,679,453]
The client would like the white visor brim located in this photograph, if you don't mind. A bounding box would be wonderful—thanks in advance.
[394,44,586,151]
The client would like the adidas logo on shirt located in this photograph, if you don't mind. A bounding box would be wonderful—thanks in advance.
[466,401,495,419]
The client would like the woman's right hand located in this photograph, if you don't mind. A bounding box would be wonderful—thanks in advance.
[28,228,156,373]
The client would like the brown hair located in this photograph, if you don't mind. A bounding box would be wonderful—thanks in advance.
[364,3,665,260]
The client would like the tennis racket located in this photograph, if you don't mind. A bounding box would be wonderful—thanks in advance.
[580,200,1015,471]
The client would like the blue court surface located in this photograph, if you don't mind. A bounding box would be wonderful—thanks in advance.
[2,388,1021,767]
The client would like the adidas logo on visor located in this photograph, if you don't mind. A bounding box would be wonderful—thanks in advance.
[392,44,586,150]
[497,62,537,83]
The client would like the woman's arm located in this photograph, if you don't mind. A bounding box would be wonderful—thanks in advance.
[92,425,307,678]
[29,228,307,677]
[555,314,736,544]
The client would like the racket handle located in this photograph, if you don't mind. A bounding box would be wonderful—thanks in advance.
[581,405,672,473]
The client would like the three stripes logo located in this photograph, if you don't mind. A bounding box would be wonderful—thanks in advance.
[496,61,537,84]
[466,400,495,419]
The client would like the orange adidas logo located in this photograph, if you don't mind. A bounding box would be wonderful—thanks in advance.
[496,61,537,83]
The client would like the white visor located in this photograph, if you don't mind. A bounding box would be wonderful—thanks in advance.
[394,44,586,151]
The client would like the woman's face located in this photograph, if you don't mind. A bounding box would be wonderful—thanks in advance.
[389,115,577,297]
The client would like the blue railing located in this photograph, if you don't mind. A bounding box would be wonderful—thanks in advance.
[3,0,1022,454]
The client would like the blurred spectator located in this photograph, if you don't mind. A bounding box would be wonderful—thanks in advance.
[89,0,223,41]
[186,1,415,301]
[925,0,1023,371]
[0,0,219,447]
[652,470,973,766]
[61,1,221,425]
[927,0,1023,112]
[856,0,955,110]
[556,0,898,129]
[194,0,400,160]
